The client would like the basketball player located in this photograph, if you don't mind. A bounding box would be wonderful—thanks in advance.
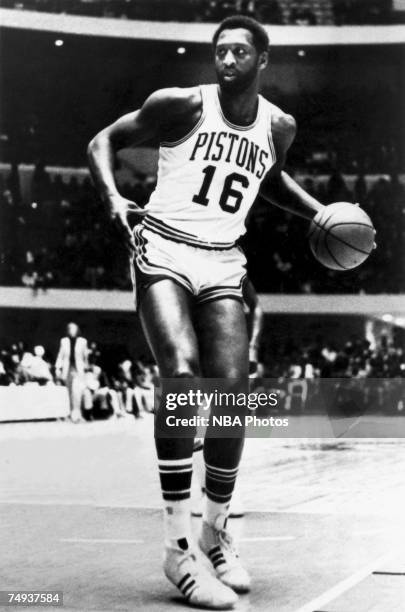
[88,16,325,609]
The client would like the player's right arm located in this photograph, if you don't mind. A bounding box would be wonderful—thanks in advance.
[87,87,201,252]
[87,92,164,252]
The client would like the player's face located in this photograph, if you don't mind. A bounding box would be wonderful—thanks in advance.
[215,29,265,93]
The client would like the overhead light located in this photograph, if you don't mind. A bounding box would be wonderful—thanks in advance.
[177,46,186,55]
[55,39,64,47]
[382,314,394,323]
[297,49,306,57]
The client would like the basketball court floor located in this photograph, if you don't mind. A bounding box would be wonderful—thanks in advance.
[1,416,405,611]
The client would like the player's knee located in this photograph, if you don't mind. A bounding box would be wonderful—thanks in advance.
[158,342,199,378]
[170,362,200,379]
[162,350,200,379]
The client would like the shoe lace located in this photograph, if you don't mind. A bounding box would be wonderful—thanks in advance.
[218,529,239,560]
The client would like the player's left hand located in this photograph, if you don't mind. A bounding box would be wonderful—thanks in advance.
[355,203,377,249]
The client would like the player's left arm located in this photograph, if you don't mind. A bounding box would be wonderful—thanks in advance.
[259,111,325,220]
[242,278,263,367]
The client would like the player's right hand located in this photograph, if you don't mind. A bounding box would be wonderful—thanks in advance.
[107,195,146,254]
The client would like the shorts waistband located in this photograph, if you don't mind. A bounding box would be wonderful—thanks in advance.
[142,215,236,251]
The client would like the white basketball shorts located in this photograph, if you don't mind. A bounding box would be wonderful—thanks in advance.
[131,224,247,310]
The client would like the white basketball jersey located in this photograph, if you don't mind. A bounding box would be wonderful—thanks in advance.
[144,84,276,248]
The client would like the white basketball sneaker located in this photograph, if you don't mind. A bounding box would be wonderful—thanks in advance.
[199,518,251,594]
[163,537,238,609]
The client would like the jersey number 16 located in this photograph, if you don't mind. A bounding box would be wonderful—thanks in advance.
[192,165,249,214]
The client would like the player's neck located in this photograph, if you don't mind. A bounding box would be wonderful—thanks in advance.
[217,82,260,127]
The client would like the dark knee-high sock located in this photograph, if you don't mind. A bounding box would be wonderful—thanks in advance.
[155,377,198,547]
[202,437,244,527]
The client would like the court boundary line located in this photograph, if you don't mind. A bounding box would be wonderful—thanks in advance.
[372,571,405,576]
[293,553,392,612]
[60,538,143,544]
[1,501,404,518]
[239,536,296,542]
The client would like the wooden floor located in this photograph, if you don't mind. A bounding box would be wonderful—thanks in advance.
[1,416,405,611]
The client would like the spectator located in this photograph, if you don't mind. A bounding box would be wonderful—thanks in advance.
[118,358,134,385]
[289,3,317,25]
[0,356,8,385]
[24,345,53,384]
[133,364,155,415]
[92,372,126,419]
[256,0,283,24]
[55,322,89,423]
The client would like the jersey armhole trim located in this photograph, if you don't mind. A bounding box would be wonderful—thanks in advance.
[267,104,277,164]
[160,87,206,149]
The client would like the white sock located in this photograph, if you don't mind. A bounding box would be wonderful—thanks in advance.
[203,498,229,530]
[163,502,192,548]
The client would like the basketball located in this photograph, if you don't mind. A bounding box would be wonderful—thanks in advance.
[308,202,375,271]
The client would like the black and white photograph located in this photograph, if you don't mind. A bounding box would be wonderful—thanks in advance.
[0,1,404,610]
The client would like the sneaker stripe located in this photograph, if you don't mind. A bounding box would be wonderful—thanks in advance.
[210,554,226,566]
[210,551,225,562]
[182,579,197,597]
[177,573,191,590]
[208,545,221,557]
[213,558,227,568]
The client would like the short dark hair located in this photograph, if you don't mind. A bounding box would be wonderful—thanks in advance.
[212,16,269,54]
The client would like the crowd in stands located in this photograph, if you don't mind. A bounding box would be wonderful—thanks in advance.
[1,329,403,418]
[0,0,400,25]
[2,88,399,172]
[262,331,405,379]
[0,161,403,293]
[255,331,405,414]
[0,337,157,419]
[0,164,155,290]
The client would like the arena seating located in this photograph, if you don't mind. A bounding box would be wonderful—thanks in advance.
[0,0,402,24]
[0,162,403,293]
[0,163,403,294]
